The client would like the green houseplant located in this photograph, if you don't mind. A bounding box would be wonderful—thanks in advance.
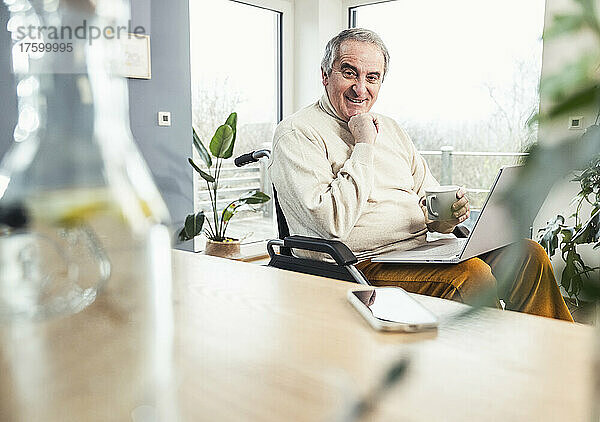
[178,112,270,256]
[499,0,600,304]
[538,152,600,300]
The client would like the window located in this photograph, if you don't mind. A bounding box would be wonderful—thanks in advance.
[350,0,545,207]
[189,0,283,250]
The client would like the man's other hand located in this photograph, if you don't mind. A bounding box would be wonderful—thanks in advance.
[348,113,379,145]
[420,187,470,234]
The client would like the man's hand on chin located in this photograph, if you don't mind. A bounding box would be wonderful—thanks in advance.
[348,113,379,144]
[420,187,470,234]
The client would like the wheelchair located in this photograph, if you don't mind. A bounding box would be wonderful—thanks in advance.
[234,150,470,286]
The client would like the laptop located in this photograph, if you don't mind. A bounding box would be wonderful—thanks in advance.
[372,165,530,264]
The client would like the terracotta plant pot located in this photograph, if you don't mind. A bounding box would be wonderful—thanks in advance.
[204,238,241,259]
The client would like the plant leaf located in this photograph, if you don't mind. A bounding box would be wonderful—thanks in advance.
[221,200,241,225]
[209,124,234,158]
[572,210,599,244]
[562,248,590,297]
[537,215,564,257]
[222,112,238,159]
[219,190,271,227]
[561,227,575,244]
[238,190,271,205]
[193,128,212,168]
[188,158,215,182]
[561,249,576,294]
[541,55,598,98]
[546,85,600,119]
[543,13,586,40]
[179,211,205,241]
[186,211,205,238]
[537,53,600,121]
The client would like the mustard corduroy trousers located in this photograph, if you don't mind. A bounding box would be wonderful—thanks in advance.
[356,239,573,322]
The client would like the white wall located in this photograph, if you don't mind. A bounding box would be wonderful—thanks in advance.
[247,0,346,114]
[534,0,600,279]
[538,0,599,145]
[293,0,343,111]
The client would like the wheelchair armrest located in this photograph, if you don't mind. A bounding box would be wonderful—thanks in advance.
[267,235,358,266]
[266,236,368,284]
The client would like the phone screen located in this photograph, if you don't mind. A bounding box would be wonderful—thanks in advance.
[351,288,438,325]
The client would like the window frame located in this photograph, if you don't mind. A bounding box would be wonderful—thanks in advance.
[188,0,293,252]
[343,0,396,27]
[230,0,294,119]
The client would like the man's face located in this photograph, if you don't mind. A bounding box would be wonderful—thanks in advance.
[322,40,385,122]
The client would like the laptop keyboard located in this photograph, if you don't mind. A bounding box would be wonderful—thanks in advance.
[409,239,467,258]
[433,240,467,256]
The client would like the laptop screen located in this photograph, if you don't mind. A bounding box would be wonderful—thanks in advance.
[461,165,531,258]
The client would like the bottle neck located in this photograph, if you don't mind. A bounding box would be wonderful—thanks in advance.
[2,0,170,226]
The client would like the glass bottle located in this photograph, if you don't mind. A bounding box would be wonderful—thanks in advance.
[0,0,176,419]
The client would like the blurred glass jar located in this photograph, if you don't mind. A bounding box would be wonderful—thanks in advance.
[1,0,170,318]
[0,0,176,419]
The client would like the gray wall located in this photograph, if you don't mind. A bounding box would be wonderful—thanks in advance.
[0,5,17,158]
[129,0,194,250]
[0,1,194,250]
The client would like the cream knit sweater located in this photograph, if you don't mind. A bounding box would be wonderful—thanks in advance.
[268,93,439,260]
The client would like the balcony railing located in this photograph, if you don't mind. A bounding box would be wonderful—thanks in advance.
[195,159,273,221]
[195,147,529,219]
[192,146,529,251]
[420,146,528,196]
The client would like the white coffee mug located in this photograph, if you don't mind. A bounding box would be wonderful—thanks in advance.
[425,186,459,221]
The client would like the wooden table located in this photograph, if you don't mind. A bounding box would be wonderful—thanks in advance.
[1,250,596,421]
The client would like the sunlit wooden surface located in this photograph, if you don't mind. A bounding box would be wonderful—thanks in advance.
[173,251,595,422]
[1,249,595,421]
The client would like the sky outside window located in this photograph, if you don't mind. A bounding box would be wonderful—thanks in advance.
[352,0,546,204]
[353,0,544,129]
[188,0,280,247]
[189,0,278,131]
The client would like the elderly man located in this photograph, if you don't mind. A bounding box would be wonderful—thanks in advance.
[268,28,572,321]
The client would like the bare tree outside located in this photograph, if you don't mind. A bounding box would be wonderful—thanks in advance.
[188,1,280,247]
[399,57,542,208]
[190,77,275,236]
[191,77,242,145]
[353,0,545,209]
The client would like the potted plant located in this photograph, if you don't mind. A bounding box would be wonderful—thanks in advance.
[178,112,270,258]
[538,150,600,302]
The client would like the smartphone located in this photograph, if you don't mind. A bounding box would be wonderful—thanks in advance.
[347,287,438,332]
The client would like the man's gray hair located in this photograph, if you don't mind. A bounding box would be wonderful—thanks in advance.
[321,28,390,80]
